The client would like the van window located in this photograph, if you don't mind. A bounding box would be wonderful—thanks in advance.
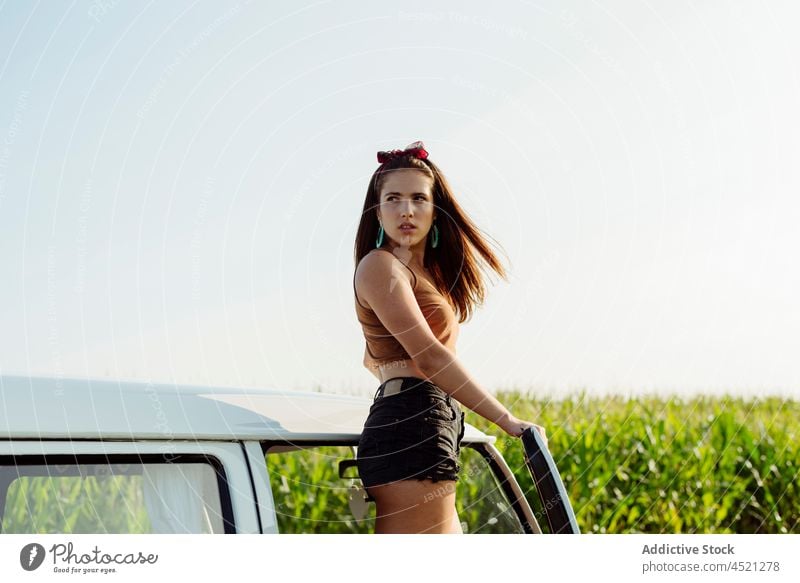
[265,444,524,533]
[0,455,230,534]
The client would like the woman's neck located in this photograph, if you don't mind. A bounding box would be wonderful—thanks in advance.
[382,243,425,270]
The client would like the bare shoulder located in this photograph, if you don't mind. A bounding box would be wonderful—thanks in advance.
[355,249,414,308]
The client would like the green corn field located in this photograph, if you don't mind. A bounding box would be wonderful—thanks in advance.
[266,391,799,534]
[482,390,799,534]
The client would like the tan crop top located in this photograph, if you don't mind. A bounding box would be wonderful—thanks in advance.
[353,248,459,369]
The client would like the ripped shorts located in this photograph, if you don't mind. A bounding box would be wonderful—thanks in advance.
[356,376,466,488]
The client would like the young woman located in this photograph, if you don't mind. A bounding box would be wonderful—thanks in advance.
[353,140,548,534]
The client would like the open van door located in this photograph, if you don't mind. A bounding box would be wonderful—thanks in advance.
[520,427,581,534]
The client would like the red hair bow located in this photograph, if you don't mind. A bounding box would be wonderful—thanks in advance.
[376,140,429,164]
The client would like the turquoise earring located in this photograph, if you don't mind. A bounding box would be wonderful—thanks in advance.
[431,223,439,248]
[375,223,384,248]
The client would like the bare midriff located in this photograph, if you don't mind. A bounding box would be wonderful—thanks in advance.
[376,359,429,385]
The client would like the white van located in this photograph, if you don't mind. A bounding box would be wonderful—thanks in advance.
[0,375,579,534]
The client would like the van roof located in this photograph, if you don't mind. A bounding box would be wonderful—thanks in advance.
[0,375,495,444]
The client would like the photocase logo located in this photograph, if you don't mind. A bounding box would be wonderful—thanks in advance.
[16,541,158,575]
[20,543,46,571]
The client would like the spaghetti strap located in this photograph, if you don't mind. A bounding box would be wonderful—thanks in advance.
[407,261,418,290]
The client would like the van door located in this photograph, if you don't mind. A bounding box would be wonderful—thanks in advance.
[520,427,581,533]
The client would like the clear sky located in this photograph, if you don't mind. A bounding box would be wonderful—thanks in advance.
[1,0,798,399]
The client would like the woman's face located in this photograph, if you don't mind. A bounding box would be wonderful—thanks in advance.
[376,169,436,249]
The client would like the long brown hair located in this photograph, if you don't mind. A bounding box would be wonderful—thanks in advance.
[353,150,509,323]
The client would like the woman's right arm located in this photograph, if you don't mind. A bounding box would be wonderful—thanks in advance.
[355,251,545,444]
[417,347,548,445]
[418,348,547,445]
[414,345,517,430]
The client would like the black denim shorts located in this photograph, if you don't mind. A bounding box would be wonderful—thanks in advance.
[356,377,466,488]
